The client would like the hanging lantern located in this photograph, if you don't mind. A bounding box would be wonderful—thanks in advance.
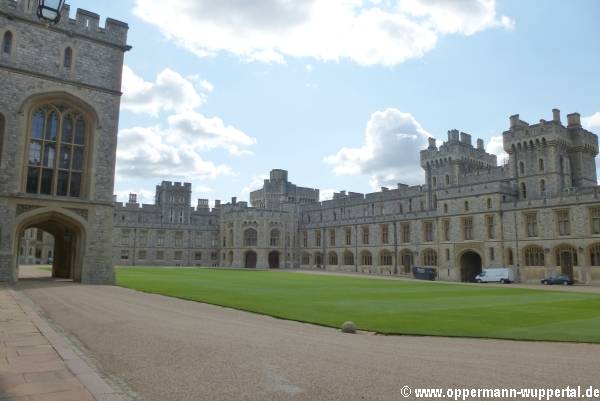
[37,0,66,25]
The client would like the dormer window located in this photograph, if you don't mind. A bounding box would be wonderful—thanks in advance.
[2,31,13,54]
[63,47,72,69]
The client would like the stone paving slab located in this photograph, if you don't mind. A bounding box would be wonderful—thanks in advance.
[0,285,127,401]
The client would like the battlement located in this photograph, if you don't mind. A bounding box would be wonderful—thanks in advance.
[421,130,496,169]
[0,1,129,48]
[158,181,192,190]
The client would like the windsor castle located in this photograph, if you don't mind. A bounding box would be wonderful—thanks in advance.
[2,1,600,285]
[111,109,600,285]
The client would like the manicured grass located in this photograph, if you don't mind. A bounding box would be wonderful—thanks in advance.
[116,267,600,343]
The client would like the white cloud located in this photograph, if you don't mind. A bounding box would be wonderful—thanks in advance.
[133,0,513,67]
[118,67,255,181]
[324,108,431,189]
[121,66,205,116]
[320,188,336,201]
[486,135,509,165]
[583,112,600,133]
[114,189,155,204]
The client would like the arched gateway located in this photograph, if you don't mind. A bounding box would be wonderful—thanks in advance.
[245,251,257,268]
[460,251,482,282]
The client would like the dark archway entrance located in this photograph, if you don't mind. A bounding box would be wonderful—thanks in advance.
[15,210,85,282]
[268,251,280,269]
[460,251,482,282]
[244,251,257,268]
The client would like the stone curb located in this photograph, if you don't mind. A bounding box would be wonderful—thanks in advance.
[8,288,128,401]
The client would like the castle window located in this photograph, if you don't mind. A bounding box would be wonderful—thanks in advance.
[401,223,410,243]
[519,161,525,175]
[540,179,546,195]
[194,252,202,260]
[301,252,310,265]
[525,212,538,237]
[329,229,335,246]
[361,251,372,266]
[487,198,492,209]
[63,47,72,69]
[590,208,600,235]
[315,230,321,247]
[379,250,393,266]
[2,31,12,54]
[507,248,514,265]
[345,228,352,245]
[303,231,308,247]
[464,201,469,211]
[381,224,389,244]
[138,250,146,260]
[423,221,433,242]
[343,251,354,266]
[244,228,257,247]
[328,252,338,265]
[445,175,450,185]
[270,229,280,247]
[445,248,450,261]
[362,226,369,245]
[120,250,129,260]
[486,215,495,239]
[432,176,437,188]
[462,217,473,240]
[520,182,527,199]
[556,210,571,236]
[443,203,448,213]
[590,244,600,266]
[25,105,87,198]
[0,113,4,165]
[422,249,437,266]
[524,246,544,266]
[538,158,544,171]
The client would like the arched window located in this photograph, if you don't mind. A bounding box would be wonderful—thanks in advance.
[540,179,546,194]
[507,248,514,265]
[519,161,525,175]
[554,245,578,266]
[422,249,437,266]
[270,229,280,247]
[487,198,492,209]
[379,250,393,266]
[328,251,338,265]
[432,176,437,188]
[25,105,87,197]
[520,182,527,199]
[445,174,450,185]
[361,251,372,266]
[63,47,72,69]
[524,246,544,266]
[464,201,469,211]
[314,252,323,266]
[538,158,544,171]
[301,252,310,265]
[228,229,233,247]
[443,203,448,213]
[590,244,600,266]
[2,31,12,54]
[343,251,354,266]
[243,228,257,247]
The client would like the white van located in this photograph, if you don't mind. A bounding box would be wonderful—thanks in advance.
[475,268,514,284]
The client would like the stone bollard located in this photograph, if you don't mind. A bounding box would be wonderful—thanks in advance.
[341,321,357,334]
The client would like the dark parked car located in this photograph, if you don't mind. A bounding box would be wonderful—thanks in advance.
[541,274,573,285]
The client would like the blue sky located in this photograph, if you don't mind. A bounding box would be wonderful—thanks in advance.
[72,0,600,205]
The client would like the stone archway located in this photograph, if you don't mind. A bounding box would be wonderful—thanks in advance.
[460,251,482,282]
[14,209,86,282]
[268,251,280,269]
[244,251,257,268]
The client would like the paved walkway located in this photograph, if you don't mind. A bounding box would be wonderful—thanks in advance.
[15,270,600,401]
[0,283,126,401]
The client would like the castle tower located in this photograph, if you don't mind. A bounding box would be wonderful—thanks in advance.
[0,1,130,283]
[155,181,192,224]
[503,110,598,200]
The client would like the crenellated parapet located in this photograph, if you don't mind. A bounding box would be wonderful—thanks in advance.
[0,0,129,48]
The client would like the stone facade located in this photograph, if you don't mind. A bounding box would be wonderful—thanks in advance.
[114,110,600,285]
[0,1,129,283]
[19,228,54,265]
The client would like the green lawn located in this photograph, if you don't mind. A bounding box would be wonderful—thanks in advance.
[116,267,600,343]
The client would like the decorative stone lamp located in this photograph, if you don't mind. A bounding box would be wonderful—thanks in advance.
[37,0,65,25]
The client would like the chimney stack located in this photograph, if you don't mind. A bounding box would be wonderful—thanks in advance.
[567,112,581,127]
[552,108,561,123]
[128,193,137,204]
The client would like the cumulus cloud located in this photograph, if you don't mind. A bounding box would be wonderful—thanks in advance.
[486,135,509,165]
[320,188,337,201]
[240,174,269,203]
[133,0,513,67]
[324,108,431,189]
[121,66,205,116]
[117,67,255,181]
[583,112,600,133]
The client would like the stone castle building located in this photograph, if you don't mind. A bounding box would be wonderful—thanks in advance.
[0,1,129,283]
[114,110,600,284]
